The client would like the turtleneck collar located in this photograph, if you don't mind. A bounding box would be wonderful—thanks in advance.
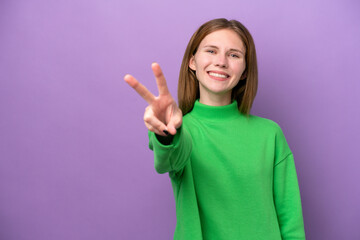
[189,99,242,121]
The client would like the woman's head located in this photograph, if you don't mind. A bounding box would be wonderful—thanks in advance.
[178,18,258,116]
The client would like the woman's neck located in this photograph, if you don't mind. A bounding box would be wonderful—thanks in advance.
[199,91,232,106]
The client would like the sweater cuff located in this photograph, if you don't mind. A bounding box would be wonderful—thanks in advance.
[148,126,183,151]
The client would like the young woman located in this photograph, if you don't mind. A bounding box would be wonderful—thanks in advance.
[124,18,305,240]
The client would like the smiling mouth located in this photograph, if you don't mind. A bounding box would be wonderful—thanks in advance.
[207,71,230,80]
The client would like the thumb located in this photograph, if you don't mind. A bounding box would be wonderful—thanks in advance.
[167,114,182,135]
[166,121,177,135]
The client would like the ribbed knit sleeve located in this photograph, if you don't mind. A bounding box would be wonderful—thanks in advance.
[273,126,306,239]
[148,126,193,175]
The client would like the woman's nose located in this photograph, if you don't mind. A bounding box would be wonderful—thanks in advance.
[214,54,228,68]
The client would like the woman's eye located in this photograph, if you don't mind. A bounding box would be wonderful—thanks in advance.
[230,53,240,58]
[207,50,215,54]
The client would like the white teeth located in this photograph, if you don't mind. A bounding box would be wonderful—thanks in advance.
[208,72,228,78]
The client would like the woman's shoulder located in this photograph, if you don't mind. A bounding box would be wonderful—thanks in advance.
[246,114,283,131]
[248,114,290,149]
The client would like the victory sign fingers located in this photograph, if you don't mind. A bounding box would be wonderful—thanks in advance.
[124,74,156,104]
[151,62,170,96]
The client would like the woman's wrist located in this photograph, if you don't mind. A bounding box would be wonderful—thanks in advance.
[155,133,175,145]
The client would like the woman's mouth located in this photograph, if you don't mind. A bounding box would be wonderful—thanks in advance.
[207,71,230,81]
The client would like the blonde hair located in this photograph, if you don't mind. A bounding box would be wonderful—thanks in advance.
[178,18,258,117]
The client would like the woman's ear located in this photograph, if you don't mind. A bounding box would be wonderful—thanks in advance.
[189,56,196,71]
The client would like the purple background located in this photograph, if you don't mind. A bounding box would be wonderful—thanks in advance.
[1,0,359,239]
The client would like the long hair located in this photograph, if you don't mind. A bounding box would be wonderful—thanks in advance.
[178,18,258,117]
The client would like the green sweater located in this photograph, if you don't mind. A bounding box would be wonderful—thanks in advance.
[148,100,305,240]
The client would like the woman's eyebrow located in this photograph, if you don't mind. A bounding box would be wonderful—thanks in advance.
[229,48,244,55]
[203,45,244,55]
[203,45,219,49]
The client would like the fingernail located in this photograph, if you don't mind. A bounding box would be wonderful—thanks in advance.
[163,130,169,135]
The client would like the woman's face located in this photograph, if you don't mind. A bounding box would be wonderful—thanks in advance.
[189,29,246,104]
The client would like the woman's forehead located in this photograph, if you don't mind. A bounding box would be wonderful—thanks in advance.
[199,29,245,51]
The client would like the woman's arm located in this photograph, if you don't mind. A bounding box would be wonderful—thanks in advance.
[273,126,306,239]
[124,62,188,176]
[273,153,306,239]
[148,126,192,175]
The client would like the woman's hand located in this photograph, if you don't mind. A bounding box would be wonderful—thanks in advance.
[124,62,183,137]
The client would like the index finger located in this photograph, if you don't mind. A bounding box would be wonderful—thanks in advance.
[124,74,155,104]
[152,63,170,96]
